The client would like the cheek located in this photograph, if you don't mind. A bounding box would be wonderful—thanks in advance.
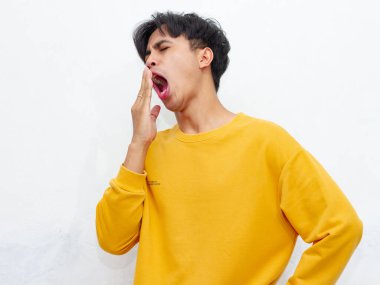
[168,53,199,91]
[170,65,193,87]
[179,58,199,82]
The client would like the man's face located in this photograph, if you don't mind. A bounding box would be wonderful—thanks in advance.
[145,26,203,110]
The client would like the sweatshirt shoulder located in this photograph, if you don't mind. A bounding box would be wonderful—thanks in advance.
[238,113,303,156]
[239,113,298,141]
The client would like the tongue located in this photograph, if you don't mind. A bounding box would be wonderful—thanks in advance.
[153,76,169,100]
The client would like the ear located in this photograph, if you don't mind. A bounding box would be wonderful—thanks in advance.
[198,47,214,69]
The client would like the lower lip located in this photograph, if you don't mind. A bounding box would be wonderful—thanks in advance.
[155,85,170,100]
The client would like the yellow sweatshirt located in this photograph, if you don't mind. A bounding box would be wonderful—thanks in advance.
[96,113,362,285]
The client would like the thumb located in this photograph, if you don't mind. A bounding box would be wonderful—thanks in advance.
[150,105,161,122]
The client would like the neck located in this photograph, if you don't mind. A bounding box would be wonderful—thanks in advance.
[174,84,236,134]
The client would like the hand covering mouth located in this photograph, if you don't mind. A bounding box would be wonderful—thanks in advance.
[152,73,170,100]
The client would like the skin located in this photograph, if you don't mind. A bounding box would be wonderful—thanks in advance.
[123,26,236,173]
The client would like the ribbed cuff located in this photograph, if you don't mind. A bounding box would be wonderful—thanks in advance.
[112,164,147,192]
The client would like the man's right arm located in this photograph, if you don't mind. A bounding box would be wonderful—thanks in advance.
[96,161,147,255]
[96,67,161,255]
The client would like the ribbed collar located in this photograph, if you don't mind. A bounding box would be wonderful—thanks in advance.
[173,112,245,143]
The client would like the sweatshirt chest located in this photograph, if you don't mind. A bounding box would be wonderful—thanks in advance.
[145,139,279,210]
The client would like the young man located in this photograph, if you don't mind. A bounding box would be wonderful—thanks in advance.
[96,12,362,285]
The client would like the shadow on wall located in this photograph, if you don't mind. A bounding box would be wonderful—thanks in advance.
[49,142,138,284]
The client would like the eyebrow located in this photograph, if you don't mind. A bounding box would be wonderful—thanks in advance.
[145,40,173,58]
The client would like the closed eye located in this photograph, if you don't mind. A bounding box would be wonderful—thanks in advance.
[144,44,170,62]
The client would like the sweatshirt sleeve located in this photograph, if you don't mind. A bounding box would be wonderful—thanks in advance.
[96,164,147,255]
[279,149,363,285]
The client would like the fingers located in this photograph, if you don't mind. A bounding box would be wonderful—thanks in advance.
[150,105,161,122]
[136,67,152,104]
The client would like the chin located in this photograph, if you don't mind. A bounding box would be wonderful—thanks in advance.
[162,98,182,113]
[162,101,177,112]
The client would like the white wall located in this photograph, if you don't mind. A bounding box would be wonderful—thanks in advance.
[1,0,379,284]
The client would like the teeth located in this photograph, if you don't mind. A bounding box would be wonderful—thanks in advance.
[152,76,165,86]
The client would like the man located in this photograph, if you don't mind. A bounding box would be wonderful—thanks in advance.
[96,12,362,285]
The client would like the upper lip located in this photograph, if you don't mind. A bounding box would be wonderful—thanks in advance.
[151,70,167,81]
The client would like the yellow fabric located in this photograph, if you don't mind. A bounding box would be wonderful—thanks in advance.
[96,113,362,285]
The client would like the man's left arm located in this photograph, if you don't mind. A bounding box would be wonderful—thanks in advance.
[279,149,363,285]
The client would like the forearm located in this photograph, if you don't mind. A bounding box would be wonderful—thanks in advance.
[286,212,363,284]
[96,165,147,255]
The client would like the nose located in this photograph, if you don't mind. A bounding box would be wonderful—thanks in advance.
[146,55,157,69]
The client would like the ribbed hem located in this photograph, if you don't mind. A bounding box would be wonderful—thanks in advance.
[112,164,147,192]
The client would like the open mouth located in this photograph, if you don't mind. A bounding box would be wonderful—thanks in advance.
[152,73,170,100]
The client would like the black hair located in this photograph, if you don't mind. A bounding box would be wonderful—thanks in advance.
[133,11,231,91]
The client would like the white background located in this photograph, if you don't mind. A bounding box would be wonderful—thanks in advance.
[0,0,379,284]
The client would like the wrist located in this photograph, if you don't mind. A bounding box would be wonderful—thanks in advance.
[122,142,149,174]
[129,140,150,153]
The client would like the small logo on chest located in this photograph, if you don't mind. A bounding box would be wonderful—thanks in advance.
[147,180,161,186]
